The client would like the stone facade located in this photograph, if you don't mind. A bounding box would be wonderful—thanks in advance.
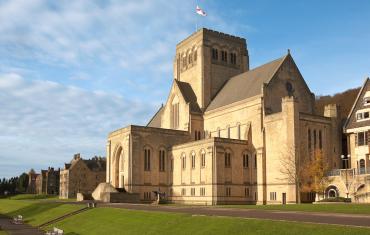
[35,167,60,195]
[326,77,370,203]
[27,169,38,194]
[59,154,106,199]
[106,28,342,205]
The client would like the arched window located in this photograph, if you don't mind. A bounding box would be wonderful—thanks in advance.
[201,149,206,168]
[221,50,228,62]
[212,48,218,60]
[159,149,166,172]
[225,150,231,168]
[230,52,237,65]
[144,148,151,171]
[171,95,179,129]
[243,152,249,168]
[191,151,196,169]
[181,153,186,170]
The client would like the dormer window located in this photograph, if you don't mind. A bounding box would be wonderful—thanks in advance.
[364,91,370,106]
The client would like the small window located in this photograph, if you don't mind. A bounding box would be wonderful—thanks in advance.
[170,158,174,172]
[191,188,195,196]
[226,187,231,197]
[357,113,364,120]
[200,187,206,196]
[270,192,277,201]
[365,112,370,119]
[181,188,186,196]
[244,187,250,197]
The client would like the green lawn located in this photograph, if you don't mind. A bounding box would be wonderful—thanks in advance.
[46,207,370,235]
[219,203,370,214]
[0,230,8,235]
[8,194,59,200]
[0,199,84,227]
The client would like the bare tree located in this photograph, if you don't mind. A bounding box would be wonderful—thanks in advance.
[278,145,306,204]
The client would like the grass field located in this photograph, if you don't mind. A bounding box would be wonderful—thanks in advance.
[220,203,370,214]
[46,207,370,235]
[7,194,59,200]
[0,199,84,226]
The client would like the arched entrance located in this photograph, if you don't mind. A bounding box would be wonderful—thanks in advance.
[113,146,124,188]
[325,185,339,198]
[359,159,365,174]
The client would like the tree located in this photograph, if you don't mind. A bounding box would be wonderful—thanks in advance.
[278,146,307,204]
[17,173,29,193]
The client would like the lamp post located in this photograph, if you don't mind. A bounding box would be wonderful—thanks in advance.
[341,154,351,199]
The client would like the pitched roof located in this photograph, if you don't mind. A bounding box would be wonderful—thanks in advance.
[344,77,370,131]
[206,55,287,112]
[175,80,202,113]
[147,105,164,128]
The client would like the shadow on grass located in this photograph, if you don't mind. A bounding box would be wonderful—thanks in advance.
[6,202,63,223]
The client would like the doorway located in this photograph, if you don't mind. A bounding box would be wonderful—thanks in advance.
[282,193,286,205]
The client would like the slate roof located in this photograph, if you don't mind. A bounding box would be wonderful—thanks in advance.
[205,55,287,112]
[175,80,202,113]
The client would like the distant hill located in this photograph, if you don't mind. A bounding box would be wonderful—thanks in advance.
[315,87,360,125]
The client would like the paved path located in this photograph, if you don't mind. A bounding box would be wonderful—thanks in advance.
[0,214,44,235]
[99,203,370,228]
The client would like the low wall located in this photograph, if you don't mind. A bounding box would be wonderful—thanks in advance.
[101,192,140,203]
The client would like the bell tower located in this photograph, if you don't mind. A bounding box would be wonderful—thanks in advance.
[173,28,249,110]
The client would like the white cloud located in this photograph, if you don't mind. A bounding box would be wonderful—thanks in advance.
[0,73,155,178]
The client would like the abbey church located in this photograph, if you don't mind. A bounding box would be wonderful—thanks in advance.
[105,28,342,205]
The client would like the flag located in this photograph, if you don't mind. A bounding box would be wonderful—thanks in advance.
[196,5,206,16]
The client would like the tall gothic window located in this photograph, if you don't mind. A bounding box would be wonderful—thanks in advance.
[144,148,151,171]
[191,152,196,169]
[182,154,186,170]
[201,150,206,168]
[230,52,237,64]
[243,153,249,168]
[159,149,165,172]
[171,96,179,129]
[221,50,228,62]
[225,151,231,168]
[319,130,323,149]
[212,48,218,60]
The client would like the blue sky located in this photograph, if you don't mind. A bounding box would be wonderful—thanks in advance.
[0,0,369,178]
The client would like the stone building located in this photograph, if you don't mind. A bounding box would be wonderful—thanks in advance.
[106,28,342,205]
[27,169,39,194]
[59,154,106,199]
[35,167,60,195]
[327,77,370,203]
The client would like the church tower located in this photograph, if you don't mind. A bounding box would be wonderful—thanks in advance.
[173,28,249,110]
